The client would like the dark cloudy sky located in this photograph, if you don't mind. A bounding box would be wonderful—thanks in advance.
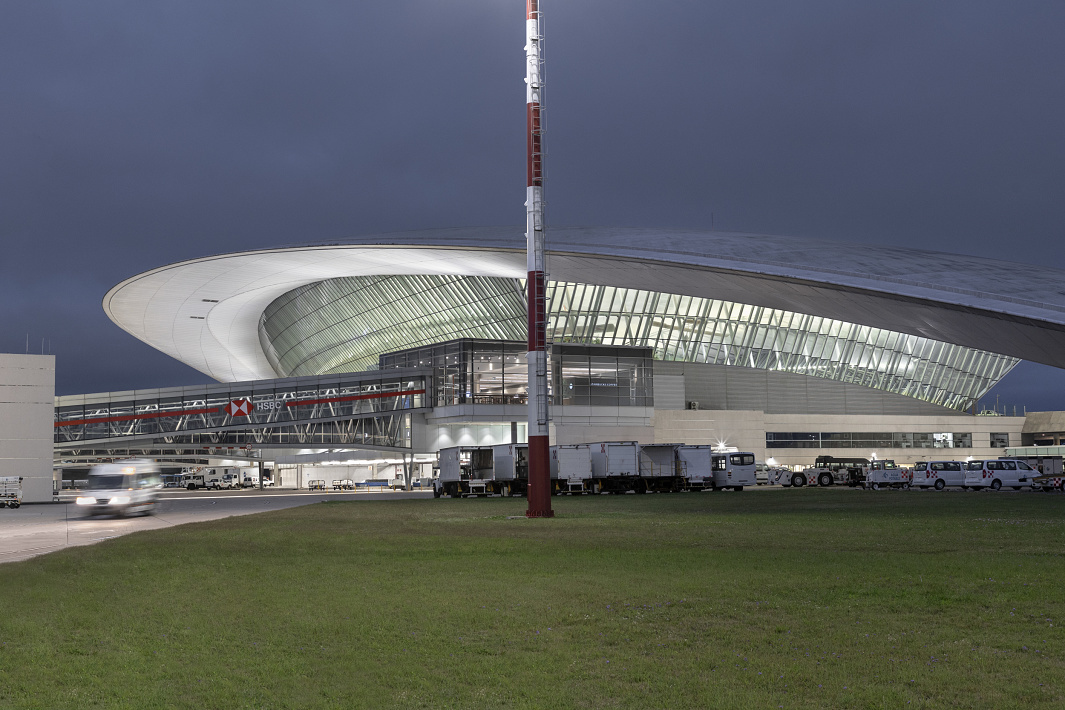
[3,1,1064,412]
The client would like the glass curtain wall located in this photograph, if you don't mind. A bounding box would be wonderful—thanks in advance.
[545,281,1018,410]
[260,275,1019,410]
[259,275,526,375]
[380,340,654,407]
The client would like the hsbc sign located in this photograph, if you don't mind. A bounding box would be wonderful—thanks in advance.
[225,398,253,417]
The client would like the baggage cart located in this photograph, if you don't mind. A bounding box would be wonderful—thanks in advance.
[0,476,22,509]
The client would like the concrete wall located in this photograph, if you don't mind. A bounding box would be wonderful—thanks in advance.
[654,360,959,416]
[652,408,1025,467]
[1,354,55,503]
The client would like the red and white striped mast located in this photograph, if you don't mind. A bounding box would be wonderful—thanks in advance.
[524,0,553,518]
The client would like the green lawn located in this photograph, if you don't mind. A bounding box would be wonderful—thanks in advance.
[1,490,1063,708]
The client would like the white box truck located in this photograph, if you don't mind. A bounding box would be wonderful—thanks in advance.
[435,446,495,498]
[589,441,640,494]
[492,443,529,496]
[677,445,714,490]
[552,444,591,494]
[637,444,684,492]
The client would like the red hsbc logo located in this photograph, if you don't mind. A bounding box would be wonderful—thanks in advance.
[226,398,253,417]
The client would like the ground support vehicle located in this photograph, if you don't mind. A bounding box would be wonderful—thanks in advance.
[677,445,715,490]
[0,477,22,509]
[710,452,757,491]
[806,456,876,487]
[551,444,592,493]
[1032,473,1064,492]
[767,468,803,486]
[589,442,641,494]
[183,473,207,490]
[76,460,162,517]
[964,459,1038,491]
[863,464,911,490]
[435,446,497,498]
[912,461,965,490]
[308,480,327,490]
[183,469,228,490]
[1009,456,1063,491]
[636,444,685,493]
[494,443,530,496]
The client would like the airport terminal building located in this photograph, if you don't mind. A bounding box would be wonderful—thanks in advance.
[51,226,1060,485]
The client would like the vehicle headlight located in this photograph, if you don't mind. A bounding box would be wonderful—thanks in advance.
[75,496,96,505]
[109,496,131,505]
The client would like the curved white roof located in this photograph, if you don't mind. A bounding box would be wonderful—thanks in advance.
[104,227,1065,382]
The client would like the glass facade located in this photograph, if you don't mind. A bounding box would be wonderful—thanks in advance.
[258,275,1019,411]
[379,339,654,408]
[259,275,525,375]
[766,432,974,449]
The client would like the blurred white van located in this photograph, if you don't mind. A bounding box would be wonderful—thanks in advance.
[77,459,162,516]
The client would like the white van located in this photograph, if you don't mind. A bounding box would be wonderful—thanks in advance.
[913,460,965,490]
[964,459,1038,491]
[77,459,162,517]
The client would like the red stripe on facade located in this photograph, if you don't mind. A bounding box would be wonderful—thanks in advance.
[527,0,538,20]
[54,389,426,428]
[56,407,219,428]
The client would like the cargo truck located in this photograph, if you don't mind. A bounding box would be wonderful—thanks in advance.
[551,444,591,494]
[435,446,496,498]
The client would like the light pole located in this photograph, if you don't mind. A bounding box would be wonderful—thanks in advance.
[524,0,552,518]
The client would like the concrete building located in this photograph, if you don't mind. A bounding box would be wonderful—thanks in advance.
[2,354,56,502]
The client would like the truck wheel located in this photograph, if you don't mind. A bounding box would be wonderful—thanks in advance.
[871,483,880,490]
[990,479,1001,491]
[790,473,804,488]
[187,484,196,490]
[734,486,743,492]
[934,479,945,491]
[818,472,833,487]
[902,483,910,490]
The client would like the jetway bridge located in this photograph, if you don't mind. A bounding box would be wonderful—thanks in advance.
[54,369,429,456]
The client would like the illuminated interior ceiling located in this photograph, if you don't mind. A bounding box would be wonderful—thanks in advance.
[258,275,1017,410]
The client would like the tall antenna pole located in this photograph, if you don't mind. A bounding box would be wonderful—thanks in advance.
[525,0,552,518]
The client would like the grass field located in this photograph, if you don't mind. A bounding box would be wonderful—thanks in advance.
[1,489,1063,708]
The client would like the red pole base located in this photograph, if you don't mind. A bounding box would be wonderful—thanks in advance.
[525,434,554,518]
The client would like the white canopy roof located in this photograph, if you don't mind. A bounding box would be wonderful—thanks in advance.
[104,227,1065,382]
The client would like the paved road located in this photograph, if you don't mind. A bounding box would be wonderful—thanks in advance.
[0,489,433,564]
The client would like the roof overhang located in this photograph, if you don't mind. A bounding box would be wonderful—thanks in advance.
[103,227,1065,382]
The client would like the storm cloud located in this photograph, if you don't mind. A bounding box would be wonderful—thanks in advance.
[2,1,1063,410]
